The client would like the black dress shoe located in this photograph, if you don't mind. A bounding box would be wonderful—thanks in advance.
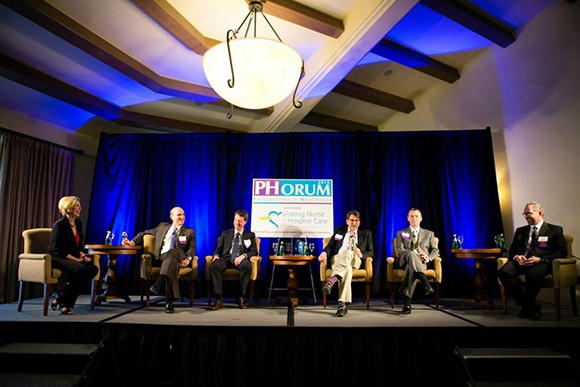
[335,307,348,317]
[237,298,247,309]
[402,304,412,314]
[211,299,223,311]
[165,303,174,313]
[518,307,533,319]
[424,285,434,296]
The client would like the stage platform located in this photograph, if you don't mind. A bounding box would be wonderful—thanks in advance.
[1,295,579,386]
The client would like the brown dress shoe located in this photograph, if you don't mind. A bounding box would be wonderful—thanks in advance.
[211,299,223,311]
[237,298,247,309]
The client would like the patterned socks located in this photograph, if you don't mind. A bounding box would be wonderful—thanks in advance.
[323,275,339,294]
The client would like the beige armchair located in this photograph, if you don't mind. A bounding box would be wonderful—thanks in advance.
[17,228,101,316]
[139,234,198,308]
[205,237,261,306]
[386,237,442,309]
[319,237,373,309]
[497,234,577,321]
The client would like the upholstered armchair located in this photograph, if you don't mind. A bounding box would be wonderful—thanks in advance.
[386,237,442,309]
[319,237,373,309]
[205,237,261,306]
[497,234,577,321]
[139,234,198,308]
[17,228,101,316]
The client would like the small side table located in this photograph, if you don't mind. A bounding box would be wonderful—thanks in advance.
[85,244,141,305]
[269,255,316,326]
[451,248,501,309]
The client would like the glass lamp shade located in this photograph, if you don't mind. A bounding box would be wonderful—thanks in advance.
[203,37,302,110]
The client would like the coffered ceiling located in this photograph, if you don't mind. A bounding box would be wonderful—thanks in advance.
[0,0,564,137]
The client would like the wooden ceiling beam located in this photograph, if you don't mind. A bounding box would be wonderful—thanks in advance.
[301,112,378,132]
[116,111,240,134]
[0,52,121,119]
[131,0,219,55]
[333,79,415,113]
[262,0,344,38]
[420,0,516,48]
[2,0,220,101]
[371,38,460,83]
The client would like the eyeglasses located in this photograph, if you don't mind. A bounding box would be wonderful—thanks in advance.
[522,211,535,216]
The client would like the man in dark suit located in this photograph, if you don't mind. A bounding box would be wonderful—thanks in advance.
[124,206,196,313]
[318,210,374,317]
[209,209,258,310]
[498,201,567,320]
[395,208,439,314]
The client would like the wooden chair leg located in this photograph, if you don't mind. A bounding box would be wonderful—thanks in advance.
[365,282,370,309]
[90,279,97,310]
[249,280,255,306]
[554,288,561,321]
[322,282,327,308]
[207,280,212,305]
[434,282,440,309]
[500,283,507,314]
[570,285,578,317]
[17,281,24,312]
[43,283,49,316]
[388,282,396,308]
[189,280,195,307]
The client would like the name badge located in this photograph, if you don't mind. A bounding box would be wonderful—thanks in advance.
[178,236,187,245]
[402,232,410,240]
[538,236,548,248]
[334,234,344,241]
[244,239,251,248]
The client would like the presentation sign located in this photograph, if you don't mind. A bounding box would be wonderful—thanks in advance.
[251,179,333,238]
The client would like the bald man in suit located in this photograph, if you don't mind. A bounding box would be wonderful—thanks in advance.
[124,206,195,313]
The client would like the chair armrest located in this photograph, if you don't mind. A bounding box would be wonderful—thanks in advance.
[85,253,101,280]
[364,257,373,280]
[319,257,328,281]
[18,253,53,283]
[249,256,262,280]
[433,256,442,283]
[140,253,154,280]
[552,258,578,288]
[497,257,508,269]
[386,257,395,281]
[205,255,213,280]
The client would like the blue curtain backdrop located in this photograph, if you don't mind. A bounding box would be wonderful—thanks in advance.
[86,128,503,299]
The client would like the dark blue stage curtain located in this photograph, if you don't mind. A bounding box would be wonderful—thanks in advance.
[87,128,503,298]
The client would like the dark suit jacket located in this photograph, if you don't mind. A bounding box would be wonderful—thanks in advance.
[323,226,374,269]
[47,216,84,259]
[133,222,196,260]
[508,222,567,265]
[213,228,258,260]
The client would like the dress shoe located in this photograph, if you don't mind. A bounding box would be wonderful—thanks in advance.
[237,298,247,309]
[518,307,533,319]
[211,299,223,311]
[165,303,174,313]
[336,307,348,317]
[402,304,412,314]
[424,284,435,296]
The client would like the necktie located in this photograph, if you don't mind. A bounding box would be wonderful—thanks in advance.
[350,230,356,250]
[170,227,177,249]
[527,226,538,257]
[231,233,241,262]
[413,230,418,250]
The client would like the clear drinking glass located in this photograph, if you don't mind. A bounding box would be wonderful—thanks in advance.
[457,235,464,249]
[308,242,315,255]
[272,242,278,255]
[493,235,499,248]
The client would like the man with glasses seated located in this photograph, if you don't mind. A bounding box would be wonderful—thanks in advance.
[318,210,374,317]
[497,201,567,320]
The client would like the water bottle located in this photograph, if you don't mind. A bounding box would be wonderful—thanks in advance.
[303,238,310,256]
[278,240,285,256]
[451,234,458,250]
[105,231,112,245]
[121,231,129,243]
[499,234,506,251]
